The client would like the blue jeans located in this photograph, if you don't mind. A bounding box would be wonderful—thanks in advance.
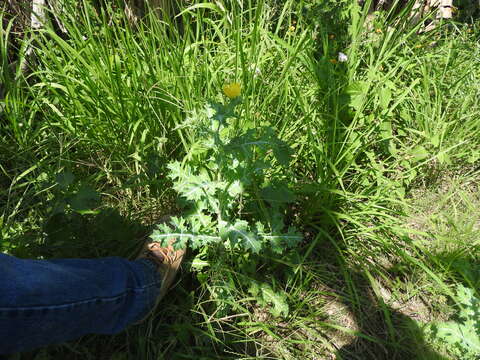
[0,253,161,354]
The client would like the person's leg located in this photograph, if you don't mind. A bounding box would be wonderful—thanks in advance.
[0,253,161,354]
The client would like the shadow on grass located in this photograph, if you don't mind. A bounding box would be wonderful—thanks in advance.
[334,248,480,359]
[9,208,147,260]
[5,207,238,360]
[437,255,480,291]
[296,3,453,359]
[333,268,449,360]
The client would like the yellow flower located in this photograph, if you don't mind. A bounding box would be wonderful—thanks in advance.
[223,83,241,99]
[289,25,296,32]
[375,28,383,34]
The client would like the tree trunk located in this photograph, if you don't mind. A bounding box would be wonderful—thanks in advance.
[31,0,47,30]
[21,0,46,71]
[48,0,68,33]
[124,0,175,23]
[437,0,453,19]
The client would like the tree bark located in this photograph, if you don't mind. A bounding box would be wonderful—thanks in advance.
[20,0,46,71]
[438,0,453,19]
[48,0,68,33]
[31,0,47,30]
[123,0,175,23]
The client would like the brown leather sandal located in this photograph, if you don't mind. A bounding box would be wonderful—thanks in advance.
[135,240,185,323]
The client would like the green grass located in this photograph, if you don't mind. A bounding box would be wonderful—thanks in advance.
[1,0,480,359]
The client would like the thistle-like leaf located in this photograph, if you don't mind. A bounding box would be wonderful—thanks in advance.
[226,220,261,253]
[248,281,289,317]
[150,217,216,248]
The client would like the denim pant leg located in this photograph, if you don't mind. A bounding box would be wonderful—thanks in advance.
[0,253,161,354]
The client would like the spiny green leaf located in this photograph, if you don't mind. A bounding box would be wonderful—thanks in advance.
[163,100,296,254]
[248,281,289,317]
[226,180,243,198]
[410,145,429,162]
[260,183,295,205]
[226,220,261,254]
[344,80,369,111]
[68,186,100,213]
[426,285,480,357]
[56,170,75,189]
[151,220,220,250]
